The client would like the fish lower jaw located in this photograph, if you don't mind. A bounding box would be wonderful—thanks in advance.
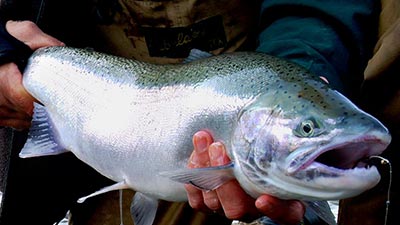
[284,162,381,200]
[255,173,364,201]
[304,160,382,177]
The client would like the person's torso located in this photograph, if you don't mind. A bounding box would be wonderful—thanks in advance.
[88,0,261,63]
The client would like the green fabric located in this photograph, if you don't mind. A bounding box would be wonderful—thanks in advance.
[257,0,380,93]
[257,16,347,91]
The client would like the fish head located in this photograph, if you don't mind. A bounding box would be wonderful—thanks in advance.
[231,76,391,200]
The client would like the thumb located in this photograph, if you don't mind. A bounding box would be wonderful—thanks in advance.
[6,20,64,50]
[364,19,400,80]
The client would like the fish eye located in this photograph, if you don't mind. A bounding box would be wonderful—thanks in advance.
[302,121,313,134]
[300,120,314,136]
[294,118,324,137]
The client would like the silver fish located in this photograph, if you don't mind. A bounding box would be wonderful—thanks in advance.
[20,47,391,225]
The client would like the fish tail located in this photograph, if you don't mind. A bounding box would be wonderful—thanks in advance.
[19,103,68,158]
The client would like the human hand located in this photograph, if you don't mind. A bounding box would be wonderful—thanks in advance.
[362,18,400,127]
[0,21,64,129]
[185,131,305,225]
[364,17,400,81]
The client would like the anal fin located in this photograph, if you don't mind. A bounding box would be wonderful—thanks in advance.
[130,192,158,225]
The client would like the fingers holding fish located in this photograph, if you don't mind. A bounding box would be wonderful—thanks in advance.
[190,131,224,213]
[190,130,213,167]
[0,109,32,130]
[0,21,64,130]
[0,63,35,130]
[255,195,305,225]
[187,131,254,217]
[186,130,220,212]
[188,132,304,224]
[6,20,65,50]
[0,20,64,131]
[208,142,260,220]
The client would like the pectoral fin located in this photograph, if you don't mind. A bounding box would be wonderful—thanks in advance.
[130,192,158,225]
[160,162,235,191]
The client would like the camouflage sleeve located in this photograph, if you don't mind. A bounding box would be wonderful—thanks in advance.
[256,0,380,93]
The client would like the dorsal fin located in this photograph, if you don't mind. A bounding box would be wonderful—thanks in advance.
[182,49,213,63]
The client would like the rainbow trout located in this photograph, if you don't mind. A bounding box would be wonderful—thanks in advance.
[20,47,391,225]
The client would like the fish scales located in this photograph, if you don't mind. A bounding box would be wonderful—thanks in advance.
[22,47,281,200]
[20,47,391,225]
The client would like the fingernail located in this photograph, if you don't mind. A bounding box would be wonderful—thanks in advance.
[255,197,272,212]
[209,143,224,165]
[194,133,209,153]
[191,154,210,167]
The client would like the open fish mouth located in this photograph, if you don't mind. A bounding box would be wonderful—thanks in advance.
[314,140,384,170]
[287,134,391,176]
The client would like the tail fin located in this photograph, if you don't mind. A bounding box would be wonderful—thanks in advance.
[19,103,68,158]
